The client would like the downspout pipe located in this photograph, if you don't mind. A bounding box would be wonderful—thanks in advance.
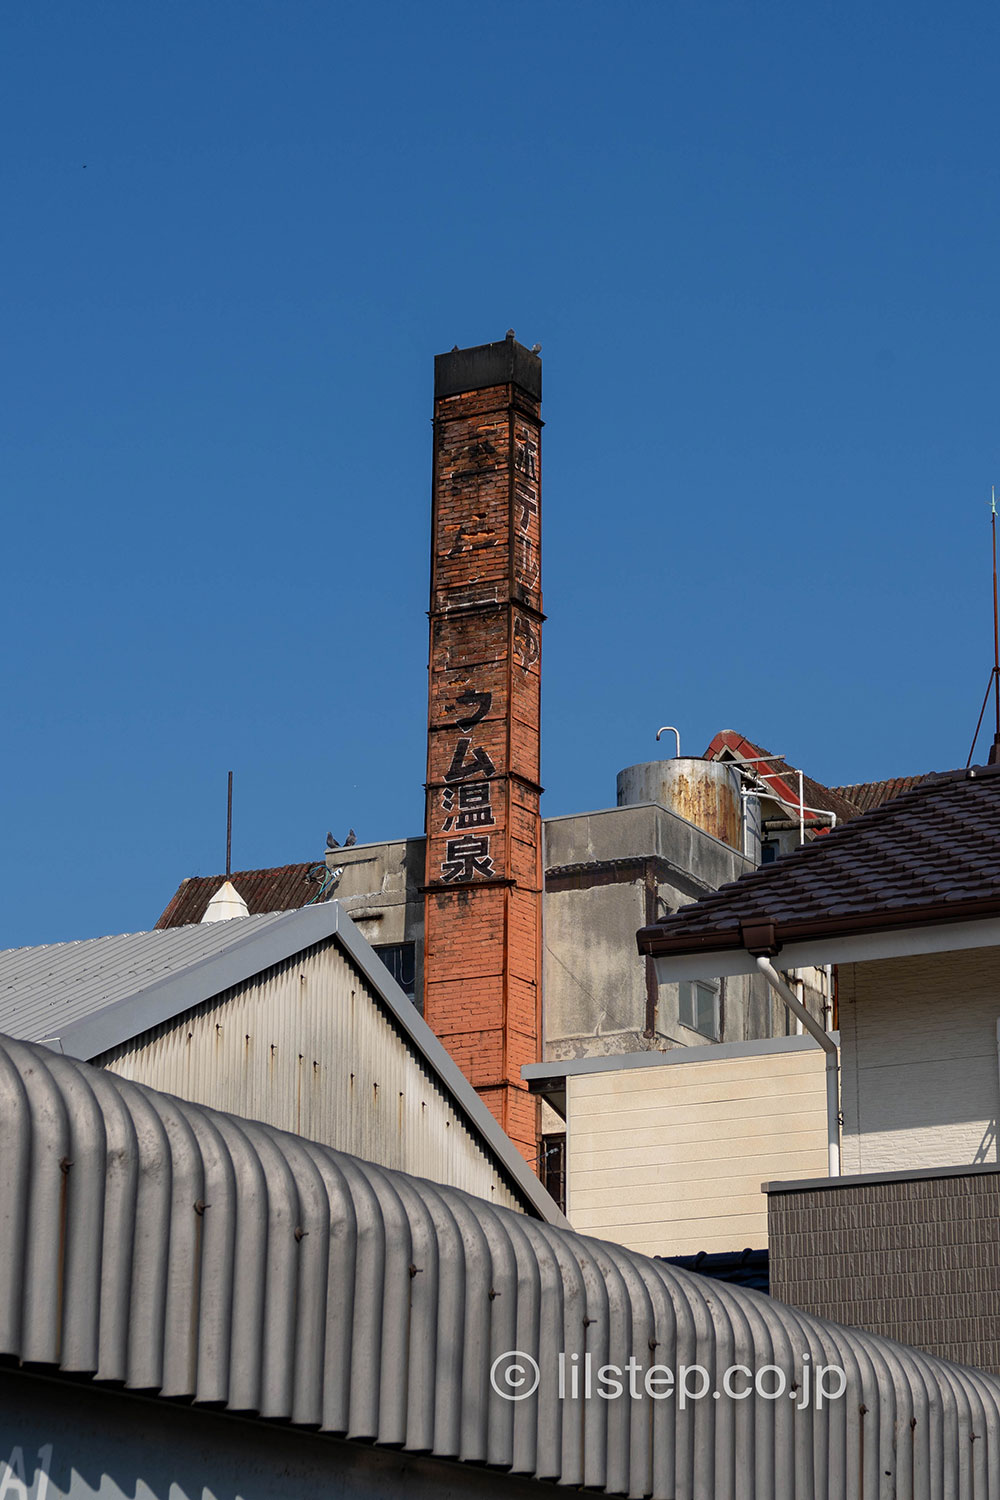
[754,954,840,1177]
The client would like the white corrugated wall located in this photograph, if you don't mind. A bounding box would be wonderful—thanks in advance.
[98,939,525,1211]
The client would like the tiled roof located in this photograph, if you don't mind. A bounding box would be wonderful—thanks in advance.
[703,731,863,825]
[157,863,318,927]
[637,764,1000,957]
[830,773,936,815]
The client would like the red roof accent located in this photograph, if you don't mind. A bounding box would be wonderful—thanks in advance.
[703,731,863,825]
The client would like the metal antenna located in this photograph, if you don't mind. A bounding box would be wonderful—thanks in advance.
[965,491,1000,766]
[226,771,233,878]
[992,487,999,750]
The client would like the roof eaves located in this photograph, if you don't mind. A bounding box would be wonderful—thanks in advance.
[637,766,1000,961]
[637,893,1000,960]
[650,914,1000,983]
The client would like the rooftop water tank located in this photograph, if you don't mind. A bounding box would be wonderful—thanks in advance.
[616,758,742,850]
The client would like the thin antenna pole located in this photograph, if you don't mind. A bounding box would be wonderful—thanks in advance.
[968,492,1000,768]
[992,488,999,741]
[966,675,993,767]
[226,774,233,876]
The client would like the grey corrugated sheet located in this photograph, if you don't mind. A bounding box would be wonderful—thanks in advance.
[2,1034,999,1498]
[0,907,561,1225]
[0,911,291,1042]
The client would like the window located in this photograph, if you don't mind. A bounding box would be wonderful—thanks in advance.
[373,942,417,1001]
[679,979,721,1040]
[540,1134,566,1214]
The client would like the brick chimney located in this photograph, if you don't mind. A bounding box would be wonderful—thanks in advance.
[422,334,543,1162]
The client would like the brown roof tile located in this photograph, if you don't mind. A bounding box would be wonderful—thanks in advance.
[830,773,936,815]
[156,863,319,928]
[637,764,1000,958]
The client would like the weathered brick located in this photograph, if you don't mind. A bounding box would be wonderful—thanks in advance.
[423,345,543,1165]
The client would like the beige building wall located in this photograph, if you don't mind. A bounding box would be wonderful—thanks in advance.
[565,1038,828,1256]
[839,946,1000,1175]
[96,939,527,1213]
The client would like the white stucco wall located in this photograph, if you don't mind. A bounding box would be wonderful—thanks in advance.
[839,946,1000,1174]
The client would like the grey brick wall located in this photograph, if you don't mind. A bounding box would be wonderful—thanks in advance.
[768,1168,1000,1371]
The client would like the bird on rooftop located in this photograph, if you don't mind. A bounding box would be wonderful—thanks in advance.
[326,832,339,849]
[344,829,357,846]
[531,343,541,353]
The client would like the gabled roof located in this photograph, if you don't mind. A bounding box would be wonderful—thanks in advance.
[0,903,561,1223]
[3,1030,997,1497]
[704,730,863,825]
[638,764,1000,975]
[157,862,317,926]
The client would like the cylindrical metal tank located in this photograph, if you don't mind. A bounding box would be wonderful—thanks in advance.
[616,758,742,850]
[742,792,762,864]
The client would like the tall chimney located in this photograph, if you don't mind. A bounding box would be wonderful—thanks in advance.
[422,334,543,1162]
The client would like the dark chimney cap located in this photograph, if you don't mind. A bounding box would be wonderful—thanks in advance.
[435,336,541,401]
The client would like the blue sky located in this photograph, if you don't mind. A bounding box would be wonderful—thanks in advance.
[4,1,999,946]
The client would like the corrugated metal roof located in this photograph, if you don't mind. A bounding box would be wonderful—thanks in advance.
[0,910,291,1043]
[2,1031,999,1498]
[639,764,1000,958]
[0,905,561,1224]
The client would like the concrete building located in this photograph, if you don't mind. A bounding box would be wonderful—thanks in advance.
[157,748,874,1060]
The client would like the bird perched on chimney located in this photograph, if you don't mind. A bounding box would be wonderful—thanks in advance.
[344,829,357,846]
[326,832,339,849]
[531,343,541,354]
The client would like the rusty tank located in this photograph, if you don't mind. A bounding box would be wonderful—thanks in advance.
[616,758,743,850]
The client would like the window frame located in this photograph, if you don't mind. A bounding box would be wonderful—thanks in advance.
[678,978,721,1040]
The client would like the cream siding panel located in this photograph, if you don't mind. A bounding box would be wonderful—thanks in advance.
[839,946,1000,1175]
[98,939,524,1212]
[566,1043,828,1255]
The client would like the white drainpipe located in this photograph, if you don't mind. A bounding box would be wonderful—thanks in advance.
[755,955,840,1177]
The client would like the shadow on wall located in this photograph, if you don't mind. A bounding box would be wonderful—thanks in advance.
[0,1368,547,1500]
[974,1118,997,1164]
